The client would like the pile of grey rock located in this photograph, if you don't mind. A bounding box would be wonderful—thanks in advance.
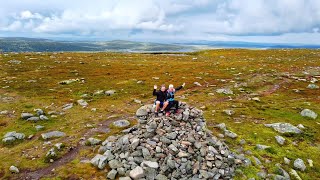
[91,103,240,179]
[2,131,25,144]
[21,108,49,122]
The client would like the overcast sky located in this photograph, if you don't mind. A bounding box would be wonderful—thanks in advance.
[0,0,320,44]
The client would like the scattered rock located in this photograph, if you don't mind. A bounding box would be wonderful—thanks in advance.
[27,116,40,121]
[0,110,9,115]
[290,169,302,180]
[300,109,318,119]
[216,88,233,95]
[34,109,44,116]
[86,137,102,146]
[216,123,227,131]
[265,123,302,134]
[307,84,319,89]
[194,82,202,86]
[284,157,290,165]
[54,143,64,150]
[77,99,88,107]
[297,124,305,129]
[307,159,313,167]
[62,103,73,110]
[39,115,49,120]
[21,113,34,120]
[275,135,286,145]
[41,131,66,140]
[256,171,266,179]
[225,130,238,139]
[294,158,306,171]
[105,90,116,96]
[9,165,19,173]
[35,125,45,131]
[252,97,260,102]
[45,148,57,162]
[8,59,21,64]
[59,78,79,85]
[113,120,130,128]
[223,109,235,116]
[256,144,271,150]
[2,131,25,143]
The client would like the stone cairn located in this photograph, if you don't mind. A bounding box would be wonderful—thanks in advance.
[91,102,239,179]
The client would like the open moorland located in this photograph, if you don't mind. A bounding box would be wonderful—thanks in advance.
[0,49,319,179]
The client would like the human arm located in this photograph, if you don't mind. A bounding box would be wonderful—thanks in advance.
[175,83,185,91]
[153,85,158,96]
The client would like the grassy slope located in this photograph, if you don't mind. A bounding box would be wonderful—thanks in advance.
[0,49,319,179]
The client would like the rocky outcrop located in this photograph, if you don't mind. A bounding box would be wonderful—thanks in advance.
[91,103,240,179]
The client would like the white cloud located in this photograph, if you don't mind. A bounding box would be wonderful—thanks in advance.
[0,0,319,43]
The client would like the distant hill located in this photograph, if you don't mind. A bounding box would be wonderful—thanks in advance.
[0,37,319,52]
[178,40,320,49]
[0,38,193,52]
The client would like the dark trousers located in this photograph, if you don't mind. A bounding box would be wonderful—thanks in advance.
[166,100,179,111]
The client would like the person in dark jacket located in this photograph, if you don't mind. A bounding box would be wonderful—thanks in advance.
[165,83,185,116]
[153,84,169,114]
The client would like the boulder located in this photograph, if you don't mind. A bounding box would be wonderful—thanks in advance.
[105,90,116,96]
[113,120,130,128]
[300,109,317,119]
[86,137,102,146]
[275,135,286,145]
[77,99,88,107]
[21,113,34,120]
[39,115,49,120]
[41,131,66,140]
[294,158,306,171]
[62,103,73,110]
[265,123,302,134]
[9,166,19,173]
[27,117,40,121]
[2,131,25,143]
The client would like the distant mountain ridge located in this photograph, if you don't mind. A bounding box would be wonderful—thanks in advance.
[0,37,319,52]
[0,38,192,52]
